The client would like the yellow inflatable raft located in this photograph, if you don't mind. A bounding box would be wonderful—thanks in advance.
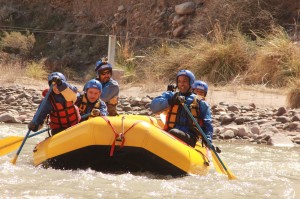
[33,115,210,176]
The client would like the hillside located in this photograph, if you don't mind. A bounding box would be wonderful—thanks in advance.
[0,0,299,75]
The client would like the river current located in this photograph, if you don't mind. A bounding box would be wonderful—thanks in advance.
[0,124,299,199]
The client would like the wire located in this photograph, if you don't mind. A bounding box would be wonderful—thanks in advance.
[0,25,109,37]
[0,25,177,41]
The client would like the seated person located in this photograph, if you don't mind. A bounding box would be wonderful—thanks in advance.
[94,59,119,116]
[76,79,108,121]
[192,80,213,144]
[28,72,81,136]
[150,70,213,147]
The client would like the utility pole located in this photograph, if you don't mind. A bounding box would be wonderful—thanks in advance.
[107,35,116,67]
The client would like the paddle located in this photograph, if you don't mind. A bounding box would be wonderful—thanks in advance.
[10,84,53,164]
[0,128,49,156]
[158,110,231,175]
[181,103,237,180]
[0,112,91,157]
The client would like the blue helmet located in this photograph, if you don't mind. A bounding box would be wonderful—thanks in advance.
[192,80,208,93]
[48,72,66,86]
[176,69,195,86]
[84,79,102,92]
[94,60,112,74]
[94,60,103,72]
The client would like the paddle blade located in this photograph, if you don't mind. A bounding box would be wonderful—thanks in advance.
[211,150,226,174]
[211,150,237,180]
[227,170,237,180]
[0,136,23,156]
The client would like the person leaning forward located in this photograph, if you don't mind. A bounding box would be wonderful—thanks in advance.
[94,59,119,116]
[28,72,81,136]
[150,69,213,147]
[76,79,108,121]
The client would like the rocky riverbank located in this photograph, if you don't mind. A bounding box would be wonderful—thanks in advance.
[0,85,299,147]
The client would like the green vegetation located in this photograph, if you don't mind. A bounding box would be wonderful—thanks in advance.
[25,59,48,79]
[131,25,300,90]
[0,25,299,106]
[115,33,138,83]
[0,31,35,57]
[287,81,300,108]
[1,26,299,89]
[248,27,300,87]
[0,59,24,83]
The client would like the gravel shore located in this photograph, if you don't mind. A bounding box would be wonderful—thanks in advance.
[0,85,299,147]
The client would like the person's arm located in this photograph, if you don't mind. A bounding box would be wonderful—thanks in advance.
[99,100,108,116]
[150,91,173,114]
[58,80,78,103]
[101,84,119,102]
[75,94,81,107]
[29,98,53,131]
[199,100,214,143]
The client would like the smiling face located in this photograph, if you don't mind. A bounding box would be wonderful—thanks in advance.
[177,75,191,93]
[86,88,101,103]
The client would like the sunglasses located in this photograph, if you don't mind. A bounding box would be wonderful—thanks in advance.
[100,71,111,76]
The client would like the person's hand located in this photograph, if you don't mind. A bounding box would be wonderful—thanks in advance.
[167,84,175,92]
[91,109,101,116]
[168,95,185,106]
[28,121,37,132]
[177,96,185,103]
[51,76,62,86]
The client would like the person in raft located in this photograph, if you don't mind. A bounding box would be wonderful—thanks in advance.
[28,72,81,136]
[150,69,213,147]
[76,79,108,121]
[191,80,214,145]
[94,58,119,116]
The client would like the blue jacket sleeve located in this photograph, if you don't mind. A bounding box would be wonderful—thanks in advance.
[32,98,53,128]
[100,100,108,116]
[198,100,214,143]
[58,80,78,103]
[150,91,174,114]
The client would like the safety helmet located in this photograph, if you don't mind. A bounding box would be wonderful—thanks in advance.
[84,79,102,92]
[48,72,66,86]
[94,60,112,74]
[192,80,208,93]
[176,69,195,86]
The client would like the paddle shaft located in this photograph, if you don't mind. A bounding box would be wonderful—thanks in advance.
[29,112,91,137]
[15,112,91,141]
[181,103,230,174]
[1,112,92,157]
[11,85,54,164]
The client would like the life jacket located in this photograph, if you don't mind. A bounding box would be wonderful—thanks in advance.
[48,93,80,130]
[164,93,203,133]
[76,94,101,117]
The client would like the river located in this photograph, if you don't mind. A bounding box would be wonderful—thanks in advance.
[0,123,299,199]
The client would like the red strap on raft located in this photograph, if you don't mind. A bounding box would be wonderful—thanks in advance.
[99,116,143,157]
[98,116,118,157]
[119,120,142,149]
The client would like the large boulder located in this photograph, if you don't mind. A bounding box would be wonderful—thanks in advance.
[267,133,294,147]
